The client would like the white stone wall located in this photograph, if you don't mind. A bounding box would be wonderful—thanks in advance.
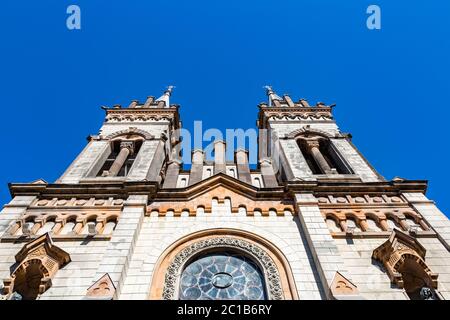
[127,140,165,181]
[119,202,325,300]
[279,139,314,180]
[58,141,110,183]
[330,139,380,182]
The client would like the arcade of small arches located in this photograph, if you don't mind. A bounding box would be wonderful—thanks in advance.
[5,212,119,239]
[322,209,430,234]
[148,197,295,218]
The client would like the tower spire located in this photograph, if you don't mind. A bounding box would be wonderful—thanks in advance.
[264,85,282,107]
[156,85,175,108]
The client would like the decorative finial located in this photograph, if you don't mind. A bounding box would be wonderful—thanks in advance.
[263,85,281,106]
[156,85,175,107]
[165,85,175,95]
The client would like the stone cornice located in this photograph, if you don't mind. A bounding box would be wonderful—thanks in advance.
[104,106,181,129]
[257,105,334,129]
[8,181,158,199]
[286,179,428,196]
[8,178,428,203]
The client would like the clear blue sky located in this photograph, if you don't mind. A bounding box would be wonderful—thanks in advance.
[0,1,449,216]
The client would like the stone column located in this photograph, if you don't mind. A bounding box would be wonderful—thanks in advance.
[8,222,20,235]
[31,222,42,234]
[306,140,333,174]
[235,149,252,184]
[398,217,410,231]
[418,219,429,231]
[189,149,204,186]
[108,141,134,177]
[339,219,347,232]
[214,140,226,174]
[73,220,84,234]
[359,219,369,232]
[52,219,63,235]
[379,218,389,231]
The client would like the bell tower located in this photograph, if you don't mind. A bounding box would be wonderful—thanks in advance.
[257,86,382,183]
[57,87,180,185]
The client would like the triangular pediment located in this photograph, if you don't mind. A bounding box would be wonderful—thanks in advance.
[159,172,283,201]
[14,233,70,266]
[330,271,360,298]
[85,273,115,299]
[373,229,426,261]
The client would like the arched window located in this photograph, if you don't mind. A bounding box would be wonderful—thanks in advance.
[326,217,342,232]
[102,220,117,235]
[80,219,97,235]
[59,220,76,235]
[386,217,400,230]
[399,257,439,300]
[178,251,267,300]
[12,260,46,300]
[366,217,382,231]
[15,221,35,236]
[96,137,144,177]
[36,219,55,235]
[179,177,187,188]
[296,136,353,175]
[346,217,361,232]
[253,177,262,188]
[238,206,247,216]
[404,216,423,230]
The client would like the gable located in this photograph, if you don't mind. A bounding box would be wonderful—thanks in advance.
[148,174,294,217]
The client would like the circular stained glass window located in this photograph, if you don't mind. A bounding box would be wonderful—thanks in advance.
[179,252,267,300]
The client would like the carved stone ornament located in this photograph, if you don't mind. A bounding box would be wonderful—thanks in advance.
[372,229,438,289]
[2,233,70,297]
[330,271,359,297]
[162,237,284,300]
[85,273,115,300]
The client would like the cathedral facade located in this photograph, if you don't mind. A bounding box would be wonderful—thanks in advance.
[1,87,449,300]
